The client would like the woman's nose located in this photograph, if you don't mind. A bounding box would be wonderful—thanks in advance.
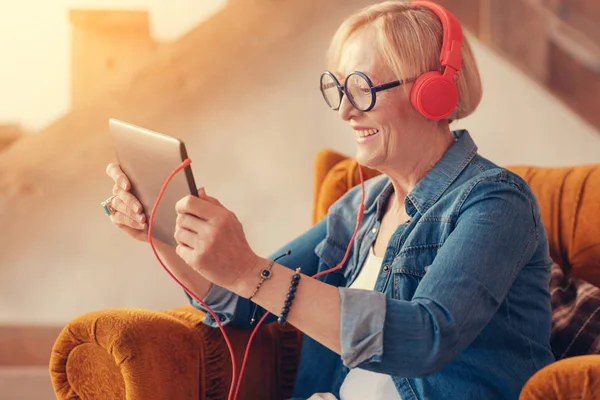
[338,94,359,121]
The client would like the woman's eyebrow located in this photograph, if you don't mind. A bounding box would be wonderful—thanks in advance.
[334,70,381,81]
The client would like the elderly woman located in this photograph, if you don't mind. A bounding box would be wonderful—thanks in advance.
[104,1,555,399]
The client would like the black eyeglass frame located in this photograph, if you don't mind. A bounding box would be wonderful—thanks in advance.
[320,71,409,112]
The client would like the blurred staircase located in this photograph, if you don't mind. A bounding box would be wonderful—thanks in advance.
[0,124,25,153]
[0,0,339,221]
[0,326,62,399]
[0,367,55,400]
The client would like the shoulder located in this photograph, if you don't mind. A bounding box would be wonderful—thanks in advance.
[454,155,540,225]
[463,154,535,198]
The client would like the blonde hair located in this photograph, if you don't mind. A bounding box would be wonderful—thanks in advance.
[327,1,482,121]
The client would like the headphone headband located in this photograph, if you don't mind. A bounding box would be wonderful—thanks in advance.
[410,1,463,74]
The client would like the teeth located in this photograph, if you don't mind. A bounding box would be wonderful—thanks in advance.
[356,129,379,137]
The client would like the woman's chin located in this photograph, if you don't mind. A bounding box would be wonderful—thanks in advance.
[355,134,384,166]
[355,150,381,169]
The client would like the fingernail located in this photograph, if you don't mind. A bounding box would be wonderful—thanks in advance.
[120,181,127,190]
[133,204,140,212]
[136,214,145,222]
[198,187,206,196]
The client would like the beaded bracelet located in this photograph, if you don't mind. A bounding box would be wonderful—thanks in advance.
[277,267,301,326]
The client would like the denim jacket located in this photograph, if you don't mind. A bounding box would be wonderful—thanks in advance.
[189,130,556,399]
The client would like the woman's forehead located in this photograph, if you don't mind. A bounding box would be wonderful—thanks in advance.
[334,54,391,84]
[334,28,394,82]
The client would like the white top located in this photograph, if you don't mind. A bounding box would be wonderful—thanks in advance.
[338,245,402,400]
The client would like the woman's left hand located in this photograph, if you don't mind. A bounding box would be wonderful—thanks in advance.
[174,188,260,295]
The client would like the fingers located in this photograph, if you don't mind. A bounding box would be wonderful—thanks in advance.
[174,226,197,248]
[112,186,143,214]
[106,163,130,190]
[175,212,212,252]
[112,196,146,224]
[105,162,150,242]
[105,162,145,227]
[175,194,222,222]
[110,210,146,230]
[198,187,223,206]
[176,213,201,233]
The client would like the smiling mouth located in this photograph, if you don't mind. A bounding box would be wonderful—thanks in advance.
[355,128,379,138]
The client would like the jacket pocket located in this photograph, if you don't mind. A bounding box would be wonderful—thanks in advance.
[314,236,352,285]
[390,245,440,299]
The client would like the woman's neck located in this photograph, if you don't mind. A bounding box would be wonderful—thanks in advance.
[383,125,455,212]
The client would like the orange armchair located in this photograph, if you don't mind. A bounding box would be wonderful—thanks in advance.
[50,149,600,399]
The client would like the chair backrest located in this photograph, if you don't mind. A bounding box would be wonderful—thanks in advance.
[312,149,600,288]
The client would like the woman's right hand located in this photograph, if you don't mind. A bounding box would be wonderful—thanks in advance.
[105,163,148,242]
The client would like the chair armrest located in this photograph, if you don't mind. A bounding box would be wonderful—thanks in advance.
[519,355,600,399]
[50,305,302,400]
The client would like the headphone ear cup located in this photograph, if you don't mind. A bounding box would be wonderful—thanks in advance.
[410,71,459,120]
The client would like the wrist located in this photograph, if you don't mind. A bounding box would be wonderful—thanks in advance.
[233,256,271,299]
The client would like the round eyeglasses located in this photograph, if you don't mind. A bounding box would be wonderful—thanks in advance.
[320,71,407,112]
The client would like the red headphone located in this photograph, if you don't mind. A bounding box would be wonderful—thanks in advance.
[408,1,463,120]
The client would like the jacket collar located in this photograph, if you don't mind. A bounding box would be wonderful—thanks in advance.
[369,129,478,219]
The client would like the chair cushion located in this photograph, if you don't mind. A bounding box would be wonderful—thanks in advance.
[507,165,600,287]
[313,155,380,224]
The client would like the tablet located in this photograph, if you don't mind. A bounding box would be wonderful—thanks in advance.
[108,118,198,247]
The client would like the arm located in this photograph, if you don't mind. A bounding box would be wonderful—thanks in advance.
[237,179,541,376]
[188,217,329,329]
[241,258,343,352]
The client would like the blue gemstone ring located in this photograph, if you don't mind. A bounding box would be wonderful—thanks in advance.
[101,195,117,216]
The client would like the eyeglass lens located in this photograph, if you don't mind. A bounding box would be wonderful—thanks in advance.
[320,73,373,111]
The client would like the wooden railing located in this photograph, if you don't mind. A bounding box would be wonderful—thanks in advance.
[440,0,600,132]
[0,124,24,153]
[0,325,63,367]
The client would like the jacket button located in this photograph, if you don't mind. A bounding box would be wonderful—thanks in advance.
[383,265,390,272]
[371,227,378,234]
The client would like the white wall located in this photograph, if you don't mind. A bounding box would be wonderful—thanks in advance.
[1,1,599,325]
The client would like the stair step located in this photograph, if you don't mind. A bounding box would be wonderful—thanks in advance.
[0,325,62,367]
[0,367,55,400]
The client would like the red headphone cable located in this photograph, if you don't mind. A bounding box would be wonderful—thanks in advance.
[233,164,365,399]
[147,158,366,400]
